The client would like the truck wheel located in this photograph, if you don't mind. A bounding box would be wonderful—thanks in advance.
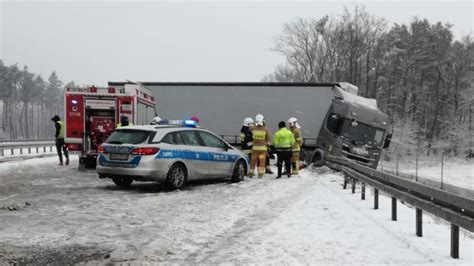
[112,177,133,188]
[231,160,246,183]
[166,163,187,190]
[311,149,325,167]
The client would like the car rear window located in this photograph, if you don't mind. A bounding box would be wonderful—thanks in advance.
[105,130,152,145]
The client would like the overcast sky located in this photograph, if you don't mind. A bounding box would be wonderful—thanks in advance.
[1,0,472,86]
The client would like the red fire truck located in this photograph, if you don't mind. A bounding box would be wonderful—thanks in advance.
[64,84,156,168]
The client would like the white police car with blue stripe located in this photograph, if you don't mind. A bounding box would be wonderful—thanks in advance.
[96,121,249,189]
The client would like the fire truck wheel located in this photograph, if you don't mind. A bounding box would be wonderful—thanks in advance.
[112,177,133,188]
[166,163,187,190]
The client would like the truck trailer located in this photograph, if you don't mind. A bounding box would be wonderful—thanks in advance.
[107,81,391,169]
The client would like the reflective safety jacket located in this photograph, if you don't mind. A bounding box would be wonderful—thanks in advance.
[251,125,270,151]
[273,128,295,150]
[240,125,253,154]
[291,127,303,151]
[55,121,65,139]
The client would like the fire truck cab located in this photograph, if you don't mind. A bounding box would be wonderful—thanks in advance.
[64,84,156,168]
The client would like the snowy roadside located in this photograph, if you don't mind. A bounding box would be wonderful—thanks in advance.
[0,158,472,264]
[379,156,473,194]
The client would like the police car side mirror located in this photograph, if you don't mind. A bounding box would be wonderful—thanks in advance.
[223,144,230,151]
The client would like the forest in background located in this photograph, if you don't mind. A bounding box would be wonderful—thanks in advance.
[264,6,473,157]
[1,6,473,158]
[0,61,70,139]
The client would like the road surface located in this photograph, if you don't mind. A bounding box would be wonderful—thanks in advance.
[0,157,472,264]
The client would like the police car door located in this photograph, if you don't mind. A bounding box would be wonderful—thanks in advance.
[197,131,234,177]
[178,130,208,178]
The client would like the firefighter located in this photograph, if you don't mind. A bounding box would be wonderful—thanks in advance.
[51,115,69,165]
[273,121,295,178]
[250,114,270,178]
[262,117,274,174]
[288,117,303,175]
[240,117,254,162]
[116,115,133,128]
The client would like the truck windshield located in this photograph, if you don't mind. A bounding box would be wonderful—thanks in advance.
[340,120,385,147]
[105,130,151,145]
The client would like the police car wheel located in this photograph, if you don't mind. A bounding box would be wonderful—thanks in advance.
[167,164,187,190]
[231,160,246,183]
[112,177,133,188]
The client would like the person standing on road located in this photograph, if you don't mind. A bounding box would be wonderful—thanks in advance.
[273,121,295,178]
[51,115,69,166]
[240,117,254,161]
[288,117,303,175]
[250,114,270,178]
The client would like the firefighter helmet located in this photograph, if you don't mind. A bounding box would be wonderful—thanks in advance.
[288,117,300,128]
[243,117,254,126]
[255,114,265,126]
[151,116,162,125]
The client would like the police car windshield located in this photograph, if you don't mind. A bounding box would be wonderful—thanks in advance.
[106,130,152,145]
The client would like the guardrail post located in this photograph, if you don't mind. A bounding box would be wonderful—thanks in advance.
[392,197,397,221]
[11,148,14,155]
[343,174,348,189]
[50,146,53,152]
[43,146,46,152]
[28,147,31,154]
[416,208,422,237]
[361,182,366,200]
[451,224,459,259]
[0,149,3,157]
[374,189,379,209]
[20,148,23,155]
[351,178,356,194]
[36,147,39,153]
[441,152,444,190]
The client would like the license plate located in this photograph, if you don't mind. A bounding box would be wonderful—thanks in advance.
[110,153,129,161]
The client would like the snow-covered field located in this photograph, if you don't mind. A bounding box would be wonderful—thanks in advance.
[380,156,474,196]
[0,157,472,264]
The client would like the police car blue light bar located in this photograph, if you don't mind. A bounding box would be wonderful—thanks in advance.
[183,119,198,127]
[159,119,198,127]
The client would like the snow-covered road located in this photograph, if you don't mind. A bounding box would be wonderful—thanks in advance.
[0,157,472,264]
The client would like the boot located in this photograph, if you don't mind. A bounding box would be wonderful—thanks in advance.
[65,158,70,165]
[265,168,273,174]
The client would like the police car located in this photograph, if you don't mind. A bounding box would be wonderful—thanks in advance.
[96,120,249,189]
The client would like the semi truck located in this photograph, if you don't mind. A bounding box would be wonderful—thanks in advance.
[107,81,391,169]
[64,84,156,168]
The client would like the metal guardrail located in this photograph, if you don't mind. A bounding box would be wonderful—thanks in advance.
[0,139,53,143]
[0,141,56,157]
[325,155,474,259]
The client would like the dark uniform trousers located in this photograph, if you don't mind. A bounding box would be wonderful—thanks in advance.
[276,148,292,178]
